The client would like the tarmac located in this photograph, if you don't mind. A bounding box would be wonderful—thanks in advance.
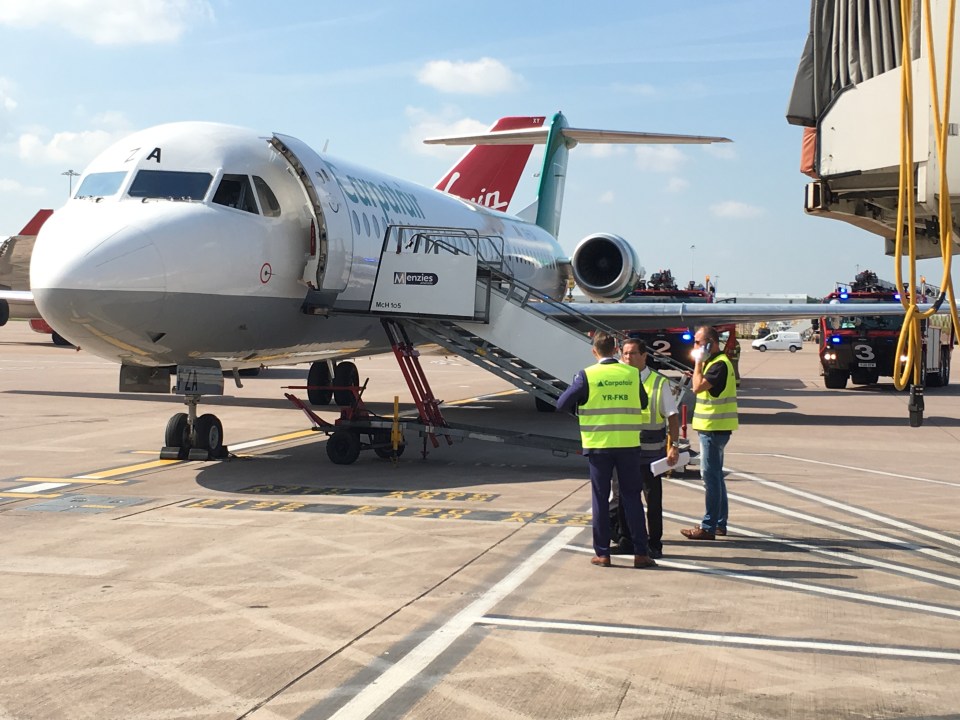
[2,319,960,720]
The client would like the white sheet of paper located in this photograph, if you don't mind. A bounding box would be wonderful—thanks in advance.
[650,451,690,477]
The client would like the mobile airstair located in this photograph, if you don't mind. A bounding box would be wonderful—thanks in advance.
[291,226,698,464]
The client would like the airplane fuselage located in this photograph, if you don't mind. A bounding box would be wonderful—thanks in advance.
[31,122,567,370]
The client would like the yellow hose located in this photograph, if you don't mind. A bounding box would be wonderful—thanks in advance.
[894,0,960,392]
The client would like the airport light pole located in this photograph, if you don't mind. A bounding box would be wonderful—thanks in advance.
[689,244,696,283]
[62,169,80,197]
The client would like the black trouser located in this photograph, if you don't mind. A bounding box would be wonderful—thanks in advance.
[612,460,662,553]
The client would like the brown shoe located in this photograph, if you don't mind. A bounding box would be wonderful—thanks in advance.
[591,556,611,567]
[716,527,727,536]
[680,527,716,541]
[634,555,657,568]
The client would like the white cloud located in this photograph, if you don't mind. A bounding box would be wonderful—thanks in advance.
[710,200,763,219]
[417,57,523,95]
[704,143,737,160]
[0,78,16,112]
[666,177,689,193]
[403,106,490,158]
[18,128,121,166]
[634,145,686,173]
[0,0,213,45]
[0,178,46,196]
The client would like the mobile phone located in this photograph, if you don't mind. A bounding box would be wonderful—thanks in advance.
[703,341,712,355]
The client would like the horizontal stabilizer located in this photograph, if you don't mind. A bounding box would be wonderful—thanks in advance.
[0,289,34,302]
[425,127,732,147]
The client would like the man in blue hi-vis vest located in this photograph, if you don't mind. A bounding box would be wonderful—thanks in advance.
[557,332,657,569]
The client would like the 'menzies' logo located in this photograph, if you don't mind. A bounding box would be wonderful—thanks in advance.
[394,272,438,285]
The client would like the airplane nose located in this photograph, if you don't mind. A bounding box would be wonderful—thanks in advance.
[32,216,168,354]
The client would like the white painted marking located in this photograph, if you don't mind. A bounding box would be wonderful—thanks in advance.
[328,526,582,719]
[668,477,960,566]
[730,469,960,550]
[566,544,960,619]
[482,616,960,662]
[729,452,960,489]
[9,482,67,493]
[663,510,960,590]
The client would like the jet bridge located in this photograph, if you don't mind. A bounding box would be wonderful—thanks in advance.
[788,0,960,259]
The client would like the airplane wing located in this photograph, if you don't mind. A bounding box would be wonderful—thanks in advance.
[424,127,731,147]
[540,301,930,331]
[0,289,34,302]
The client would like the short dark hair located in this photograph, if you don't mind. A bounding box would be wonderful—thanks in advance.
[697,325,720,346]
[592,331,618,357]
[621,337,648,354]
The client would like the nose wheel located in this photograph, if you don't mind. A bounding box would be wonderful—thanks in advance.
[160,395,227,460]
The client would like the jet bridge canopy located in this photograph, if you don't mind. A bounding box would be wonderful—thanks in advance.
[788,0,960,259]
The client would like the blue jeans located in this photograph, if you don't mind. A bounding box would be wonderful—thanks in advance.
[698,431,730,532]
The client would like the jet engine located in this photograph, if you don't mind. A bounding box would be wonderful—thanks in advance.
[571,233,643,301]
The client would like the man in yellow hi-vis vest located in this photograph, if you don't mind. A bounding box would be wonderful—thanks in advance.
[618,338,681,559]
[557,332,657,569]
[681,325,738,541]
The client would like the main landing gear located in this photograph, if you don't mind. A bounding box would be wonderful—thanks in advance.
[160,394,228,461]
[307,360,359,408]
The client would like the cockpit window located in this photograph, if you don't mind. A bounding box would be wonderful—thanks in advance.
[75,171,127,198]
[212,174,259,214]
[253,176,281,217]
[128,170,212,200]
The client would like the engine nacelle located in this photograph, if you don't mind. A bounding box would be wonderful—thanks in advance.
[571,233,643,301]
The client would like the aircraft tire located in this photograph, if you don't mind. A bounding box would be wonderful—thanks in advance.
[333,362,359,407]
[327,431,361,465]
[307,362,332,405]
[165,412,190,448]
[51,332,73,347]
[0,299,8,326]
[194,413,224,454]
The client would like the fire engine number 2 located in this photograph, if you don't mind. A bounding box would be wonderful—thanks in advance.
[652,340,671,355]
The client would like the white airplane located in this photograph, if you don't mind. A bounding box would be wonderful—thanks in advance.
[29,111,918,458]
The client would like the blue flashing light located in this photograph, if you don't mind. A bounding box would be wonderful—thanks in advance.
[894,293,901,300]
[830,335,842,344]
[681,332,693,342]
[839,292,849,300]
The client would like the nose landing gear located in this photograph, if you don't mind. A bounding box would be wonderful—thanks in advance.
[160,394,227,460]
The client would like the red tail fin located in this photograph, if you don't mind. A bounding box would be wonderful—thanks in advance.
[434,116,544,212]
[17,209,54,236]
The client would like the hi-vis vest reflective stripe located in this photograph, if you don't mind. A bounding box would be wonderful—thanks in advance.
[578,362,643,449]
[692,353,739,432]
[639,371,667,452]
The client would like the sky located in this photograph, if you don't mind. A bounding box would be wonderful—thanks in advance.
[0,0,943,296]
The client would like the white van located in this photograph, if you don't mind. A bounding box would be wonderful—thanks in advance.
[752,331,803,352]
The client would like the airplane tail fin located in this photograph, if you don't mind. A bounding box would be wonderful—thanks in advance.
[17,209,54,236]
[433,116,545,212]
[426,113,731,237]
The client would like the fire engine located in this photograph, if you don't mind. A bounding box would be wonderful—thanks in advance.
[623,269,737,371]
[816,270,954,389]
